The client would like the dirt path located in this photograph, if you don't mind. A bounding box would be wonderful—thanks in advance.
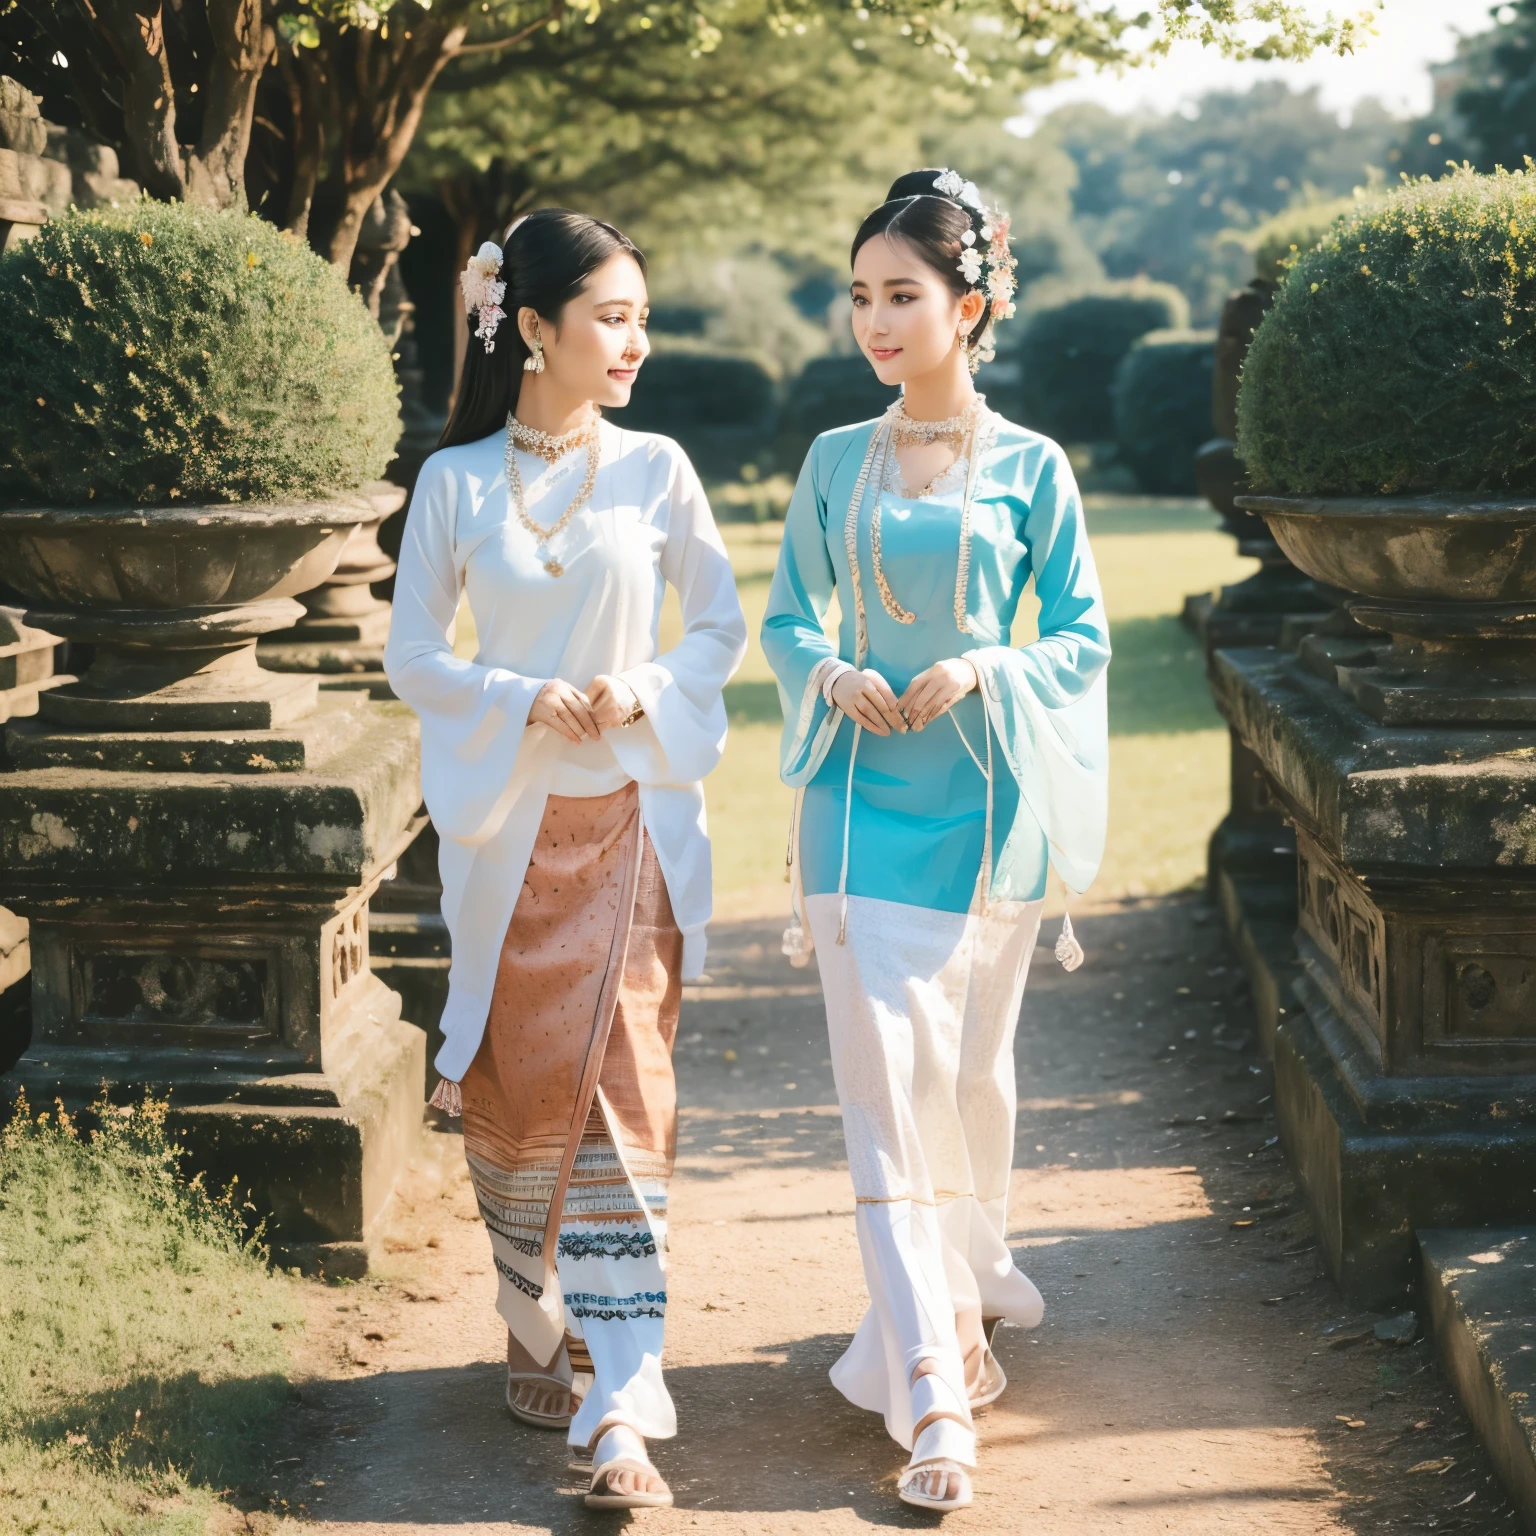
[265,896,1518,1534]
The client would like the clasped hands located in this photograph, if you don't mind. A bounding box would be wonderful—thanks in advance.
[529,674,640,744]
[829,658,978,736]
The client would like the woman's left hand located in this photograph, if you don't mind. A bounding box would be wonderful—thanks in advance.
[897,658,978,732]
[587,673,642,732]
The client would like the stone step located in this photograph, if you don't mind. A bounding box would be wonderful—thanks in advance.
[1419,1229,1536,1531]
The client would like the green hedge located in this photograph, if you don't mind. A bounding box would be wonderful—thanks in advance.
[1113,329,1216,495]
[777,354,898,474]
[0,201,400,506]
[1238,167,1536,496]
[608,350,778,481]
[1016,282,1189,445]
[1247,196,1358,286]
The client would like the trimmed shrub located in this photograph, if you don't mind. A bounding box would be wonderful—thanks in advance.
[777,354,899,474]
[0,200,400,506]
[1238,166,1536,496]
[608,350,778,481]
[1016,281,1189,445]
[1113,329,1217,495]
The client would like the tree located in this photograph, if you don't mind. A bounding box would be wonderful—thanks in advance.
[1,0,1384,270]
[1039,83,1398,320]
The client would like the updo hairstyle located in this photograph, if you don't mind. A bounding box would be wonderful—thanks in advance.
[440,207,646,450]
[850,169,994,361]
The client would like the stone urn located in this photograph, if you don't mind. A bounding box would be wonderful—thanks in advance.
[0,500,365,731]
[258,482,401,690]
[1183,279,1331,650]
[1237,494,1536,726]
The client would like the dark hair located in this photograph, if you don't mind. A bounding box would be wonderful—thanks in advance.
[439,208,647,450]
[850,169,994,359]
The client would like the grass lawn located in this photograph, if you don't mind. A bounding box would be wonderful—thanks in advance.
[0,1096,299,1534]
[698,496,1253,917]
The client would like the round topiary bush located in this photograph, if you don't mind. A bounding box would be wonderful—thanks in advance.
[1016,281,1189,446]
[777,355,899,474]
[0,200,400,506]
[1113,329,1216,496]
[1238,167,1536,496]
[609,350,778,481]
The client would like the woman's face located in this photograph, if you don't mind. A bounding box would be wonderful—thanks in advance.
[520,252,651,408]
[850,234,984,387]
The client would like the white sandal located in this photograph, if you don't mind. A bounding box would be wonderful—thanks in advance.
[898,1372,975,1513]
[505,1369,573,1430]
[969,1343,1007,1410]
[584,1424,673,1511]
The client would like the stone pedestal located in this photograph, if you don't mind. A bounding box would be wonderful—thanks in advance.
[0,606,67,1073]
[0,500,426,1273]
[259,483,403,699]
[1212,645,1536,1306]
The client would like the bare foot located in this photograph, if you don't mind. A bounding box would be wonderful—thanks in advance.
[592,1464,670,1500]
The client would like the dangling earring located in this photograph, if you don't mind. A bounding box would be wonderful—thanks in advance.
[524,325,545,374]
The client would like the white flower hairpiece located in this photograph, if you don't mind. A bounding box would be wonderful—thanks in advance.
[931,168,1019,333]
[460,240,507,353]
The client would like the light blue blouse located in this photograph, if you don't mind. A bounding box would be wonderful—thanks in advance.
[762,413,1110,913]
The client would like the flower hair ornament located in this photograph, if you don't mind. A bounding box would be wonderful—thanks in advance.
[932,167,1018,370]
[460,240,507,353]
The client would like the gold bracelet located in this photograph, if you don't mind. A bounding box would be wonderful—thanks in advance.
[620,695,645,728]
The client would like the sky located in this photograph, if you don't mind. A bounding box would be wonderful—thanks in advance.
[1014,0,1482,132]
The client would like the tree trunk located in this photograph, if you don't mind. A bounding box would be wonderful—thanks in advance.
[323,18,467,271]
[278,44,327,237]
[85,0,187,198]
[185,0,273,206]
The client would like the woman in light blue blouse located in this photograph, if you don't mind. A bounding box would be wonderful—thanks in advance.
[762,169,1110,1513]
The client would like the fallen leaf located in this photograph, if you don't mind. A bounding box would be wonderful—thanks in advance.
[1452,1493,1476,1508]
[1231,1219,1256,1229]
[1336,1416,1366,1429]
[1413,1421,1431,1431]
[1408,1458,1455,1475]
[363,1331,385,1342]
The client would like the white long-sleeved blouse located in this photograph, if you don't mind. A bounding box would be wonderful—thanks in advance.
[383,420,747,1083]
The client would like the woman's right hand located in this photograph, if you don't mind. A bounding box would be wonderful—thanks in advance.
[830,667,907,736]
[529,679,600,743]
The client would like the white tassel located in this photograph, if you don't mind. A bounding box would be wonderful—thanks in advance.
[429,1078,463,1116]
[836,894,849,946]
[1054,912,1084,972]
[782,921,812,968]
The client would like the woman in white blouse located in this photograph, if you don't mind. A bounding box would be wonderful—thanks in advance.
[384,208,746,1511]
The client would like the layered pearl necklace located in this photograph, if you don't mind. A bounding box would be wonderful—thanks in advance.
[849,395,987,640]
[505,410,601,578]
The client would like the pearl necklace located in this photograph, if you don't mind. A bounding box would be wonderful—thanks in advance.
[843,403,996,659]
[505,411,601,578]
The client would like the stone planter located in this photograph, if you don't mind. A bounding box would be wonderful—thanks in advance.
[0,496,425,1273]
[259,483,401,695]
[1239,494,1536,725]
[1209,489,1536,1306]
[1182,281,1332,653]
[0,501,364,730]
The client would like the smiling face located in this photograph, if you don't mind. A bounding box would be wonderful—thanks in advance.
[518,251,651,409]
[850,233,986,388]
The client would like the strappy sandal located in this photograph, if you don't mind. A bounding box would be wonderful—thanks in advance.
[585,1423,673,1511]
[968,1344,1008,1410]
[898,1371,975,1513]
[505,1369,574,1430]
